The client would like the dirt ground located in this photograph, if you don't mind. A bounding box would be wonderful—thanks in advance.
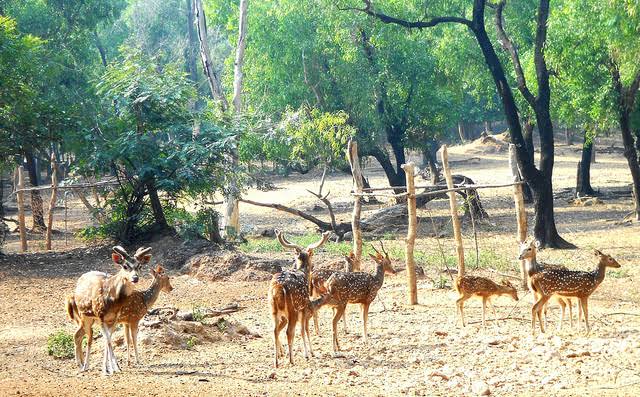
[1,138,639,396]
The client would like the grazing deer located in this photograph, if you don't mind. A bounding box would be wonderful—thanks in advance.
[66,246,151,374]
[518,239,576,329]
[530,249,620,334]
[324,243,396,354]
[310,252,355,335]
[455,276,518,328]
[269,230,330,368]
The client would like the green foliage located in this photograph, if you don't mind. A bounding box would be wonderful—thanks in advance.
[46,330,75,359]
[192,305,206,322]
[186,336,198,350]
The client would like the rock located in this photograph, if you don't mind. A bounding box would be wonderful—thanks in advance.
[176,311,194,321]
[540,375,556,385]
[342,231,353,241]
[471,380,491,396]
[428,371,449,381]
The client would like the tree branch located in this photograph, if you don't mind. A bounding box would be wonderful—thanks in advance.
[533,0,551,104]
[494,1,536,108]
[342,0,472,29]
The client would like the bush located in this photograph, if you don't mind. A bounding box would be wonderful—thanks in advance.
[46,330,75,359]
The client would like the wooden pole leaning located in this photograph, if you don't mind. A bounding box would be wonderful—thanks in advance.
[401,162,418,305]
[441,146,464,277]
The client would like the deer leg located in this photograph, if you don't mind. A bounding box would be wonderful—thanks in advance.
[81,320,93,372]
[303,314,314,358]
[313,311,320,336]
[124,324,132,366]
[557,298,567,331]
[488,299,499,328]
[568,299,574,329]
[101,324,112,375]
[580,297,590,334]
[456,296,467,327]
[332,305,346,354]
[272,316,282,368]
[362,303,370,343]
[532,295,551,334]
[343,310,348,334]
[74,323,85,369]
[481,297,488,329]
[298,312,310,360]
[131,322,140,365]
[286,313,296,365]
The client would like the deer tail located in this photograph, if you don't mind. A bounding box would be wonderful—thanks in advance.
[65,295,78,322]
[271,283,286,312]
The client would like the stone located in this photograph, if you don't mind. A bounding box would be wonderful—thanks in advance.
[471,380,491,396]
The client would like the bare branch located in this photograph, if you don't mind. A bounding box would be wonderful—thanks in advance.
[495,0,536,108]
[341,0,472,29]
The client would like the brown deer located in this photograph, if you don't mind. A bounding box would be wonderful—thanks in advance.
[66,246,151,374]
[310,252,355,335]
[455,276,519,328]
[324,243,396,354]
[269,230,330,368]
[518,239,576,329]
[530,249,621,334]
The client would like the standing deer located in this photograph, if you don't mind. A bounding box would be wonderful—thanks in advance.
[310,252,355,335]
[66,246,151,374]
[530,249,621,334]
[454,276,518,328]
[270,230,330,368]
[324,243,396,354]
[518,239,576,329]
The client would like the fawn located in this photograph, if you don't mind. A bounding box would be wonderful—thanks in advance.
[310,252,355,335]
[518,239,576,330]
[455,275,519,328]
[269,230,330,368]
[530,249,620,334]
[66,246,151,374]
[323,243,396,354]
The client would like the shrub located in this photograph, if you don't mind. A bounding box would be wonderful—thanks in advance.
[46,330,75,359]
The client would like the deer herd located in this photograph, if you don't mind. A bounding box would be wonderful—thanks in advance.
[64,233,621,373]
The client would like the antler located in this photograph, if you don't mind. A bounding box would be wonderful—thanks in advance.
[306,231,331,250]
[275,229,304,252]
[134,246,152,259]
[379,241,389,257]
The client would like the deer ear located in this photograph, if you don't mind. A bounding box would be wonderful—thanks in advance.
[368,253,377,260]
[156,265,164,273]
[112,253,125,265]
[138,254,151,264]
[593,249,603,256]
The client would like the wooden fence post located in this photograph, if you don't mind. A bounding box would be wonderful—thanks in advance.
[17,166,27,252]
[347,138,363,271]
[441,146,464,277]
[509,144,528,289]
[45,155,58,251]
[401,162,418,305]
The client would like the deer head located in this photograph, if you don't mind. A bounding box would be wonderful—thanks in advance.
[517,239,540,260]
[150,265,173,292]
[369,242,396,275]
[111,246,151,284]
[594,250,621,269]
[500,279,519,301]
[275,230,331,272]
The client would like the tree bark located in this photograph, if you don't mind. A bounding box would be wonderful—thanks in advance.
[194,0,228,110]
[94,29,108,67]
[146,178,169,231]
[25,152,46,231]
[521,118,535,203]
[458,122,466,143]
[576,132,596,197]
[185,0,199,83]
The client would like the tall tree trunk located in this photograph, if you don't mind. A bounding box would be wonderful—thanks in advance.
[368,146,404,190]
[457,122,466,143]
[421,143,440,184]
[194,0,228,110]
[576,132,596,196]
[185,0,199,83]
[94,29,107,67]
[521,118,535,203]
[25,152,46,231]
[564,127,573,145]
[222,0,249,238]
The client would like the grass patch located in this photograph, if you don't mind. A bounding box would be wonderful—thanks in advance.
[186,336,198,350]
[46,330,75,359]
[608,268,629,279]
[192,304,206,322]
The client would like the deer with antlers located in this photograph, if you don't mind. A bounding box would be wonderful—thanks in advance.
[323,243,396,354]
[270,230,330,367]
[65,246,151,374]
[530,249,621,334]
[518,239,577,329]
[310,252,355,336]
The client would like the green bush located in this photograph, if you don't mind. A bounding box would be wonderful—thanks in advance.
[46,330,75,359]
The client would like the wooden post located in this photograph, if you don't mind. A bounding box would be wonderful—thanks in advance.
[440,146,464,277]
[509,144,528,289]
[16,166,27,252]
[401,162,418,305]
[45,155,58,251]
[347,138,363,271]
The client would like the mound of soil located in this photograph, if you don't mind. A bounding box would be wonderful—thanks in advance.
[182,251,289,282]
[455,131,510,155]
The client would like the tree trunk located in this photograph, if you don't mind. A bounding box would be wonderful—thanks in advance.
[387,127,407,185]
[146,178,169,231]
[521,118,535,203]
[185,0,199,83]
[94,29,107,67]
[576,133,595,196]
[368,146,404,189]
[25,152,46,231]
[421,146,440,184]
[458,121,466,143]
[194,0,228,110]
[564,127,573,145]
[619,111,640,220]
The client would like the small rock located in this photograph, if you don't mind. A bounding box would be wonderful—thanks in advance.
[435,331,448,337]
[471,380,491,396]
[268,372,277,380]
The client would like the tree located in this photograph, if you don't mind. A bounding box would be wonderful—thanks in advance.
[348,0,574,248]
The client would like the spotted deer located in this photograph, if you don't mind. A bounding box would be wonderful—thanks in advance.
[530,249,621,334]
[455,276,518,328]
[269,231,330,368]
[310,252,355,335]
[66,246,151,374]
[324,243,396,354]
[518,239,576,329]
